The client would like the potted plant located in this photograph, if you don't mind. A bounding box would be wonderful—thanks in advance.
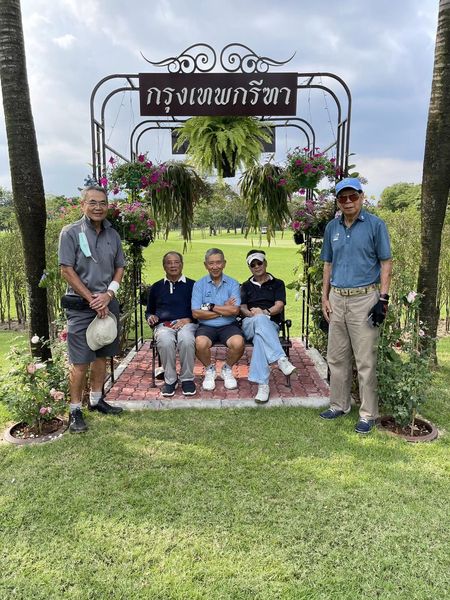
[145,161,206,244]
[285,147,339,192]
[173,116,272,178]
[107,201,156,247]
[1,332,69,443]
[239,162,291,240]
[106,154,168,200]
[290,192,339,239]
[377,291,437,441]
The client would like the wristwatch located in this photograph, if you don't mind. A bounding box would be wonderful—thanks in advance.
[200,303,215,311]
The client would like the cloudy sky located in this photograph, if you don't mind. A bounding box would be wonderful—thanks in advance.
[0,0,439,200]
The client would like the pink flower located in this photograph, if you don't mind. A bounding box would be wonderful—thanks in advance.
[147,219,155,228]
[150,172,160,184]
[27,363,37,375]
[113,187,120,195]
[108,156,116,165]
[99,177,108,187]
[140,176,148,187]
[129,224,136,232]
[58,330,68,342]
[138,154,146,163]
[292,221,301,231]
[39,407,48,415]
[145,161,153,168]
[53,391,65,401]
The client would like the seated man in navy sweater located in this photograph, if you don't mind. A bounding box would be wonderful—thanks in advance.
[146,251,197,396]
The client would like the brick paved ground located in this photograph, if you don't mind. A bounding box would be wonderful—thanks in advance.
[105,338,329,410]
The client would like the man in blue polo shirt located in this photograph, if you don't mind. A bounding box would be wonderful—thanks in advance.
[192,248,244,391]
[146,251,197,397]
[320,178,392,434]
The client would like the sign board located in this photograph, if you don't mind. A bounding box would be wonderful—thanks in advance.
[139,73,297,117]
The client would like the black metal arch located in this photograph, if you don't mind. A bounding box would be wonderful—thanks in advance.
[90,43,352,181]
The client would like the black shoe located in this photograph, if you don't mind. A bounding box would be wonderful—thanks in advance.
[69,408,88,433]
[181,380,196,396]
[161,382,177,397]
[88,396,123,415]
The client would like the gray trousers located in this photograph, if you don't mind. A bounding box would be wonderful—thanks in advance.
[154,323,198,385]
[327,289,380,420]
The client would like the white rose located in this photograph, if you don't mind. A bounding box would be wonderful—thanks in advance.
[31,335,40,344]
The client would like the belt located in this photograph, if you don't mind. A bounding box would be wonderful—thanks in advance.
[331,284,379,296]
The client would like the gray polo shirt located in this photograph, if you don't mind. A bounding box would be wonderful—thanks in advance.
[58,215,126,294]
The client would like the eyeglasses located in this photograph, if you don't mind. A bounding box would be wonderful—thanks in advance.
[337,192,360,204]
[250,260,263,267]
[86,201,108,208]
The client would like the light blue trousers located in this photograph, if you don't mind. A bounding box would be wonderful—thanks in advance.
[241,315,286,384]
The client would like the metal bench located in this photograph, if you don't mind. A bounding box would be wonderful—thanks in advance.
[150,315,293,387]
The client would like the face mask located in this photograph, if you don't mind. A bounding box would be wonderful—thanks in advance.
[79,232,91,257]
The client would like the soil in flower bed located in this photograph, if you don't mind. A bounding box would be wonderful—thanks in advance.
[379,416,437,439]
[11,418,64,440]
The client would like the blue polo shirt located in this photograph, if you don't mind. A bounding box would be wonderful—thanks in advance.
[192,273,241,327]
[320,210,391,288]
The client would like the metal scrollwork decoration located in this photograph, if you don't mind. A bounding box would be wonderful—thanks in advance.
[141,43,216,73]
[220,43,296,73]
[141,43,295,74]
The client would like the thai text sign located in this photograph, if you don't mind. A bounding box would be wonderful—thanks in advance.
[139,73,297,116]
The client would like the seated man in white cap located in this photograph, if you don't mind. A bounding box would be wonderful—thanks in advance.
[59,183,125,434]
[240,250,296,403]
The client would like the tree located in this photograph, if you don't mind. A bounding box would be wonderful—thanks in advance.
[378,182,421,211]
[417,0,450,361]
[0,0,50,358]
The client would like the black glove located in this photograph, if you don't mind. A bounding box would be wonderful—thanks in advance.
[368,294,389,327]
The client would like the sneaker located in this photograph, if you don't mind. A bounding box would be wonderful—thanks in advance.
[69,408,88,433]
[319,407,351,420]
[161,382,177,397]
[277,356,297,376]
[181,380,196,396]
[221,364,237,390]
[88,396,123,414]
[254,384,270,404]
[202,365,216,391]
[355,419,376,434]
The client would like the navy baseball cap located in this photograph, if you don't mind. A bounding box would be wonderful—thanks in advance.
[335,177,363,195]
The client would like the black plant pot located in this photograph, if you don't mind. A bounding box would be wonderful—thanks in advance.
[219,150,237,178]
[293,231,304,245]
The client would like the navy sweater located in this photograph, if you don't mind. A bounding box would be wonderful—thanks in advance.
[145,278,195,322]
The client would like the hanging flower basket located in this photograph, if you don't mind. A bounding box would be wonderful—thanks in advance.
[107,202,155,246]
[285,147,339,192]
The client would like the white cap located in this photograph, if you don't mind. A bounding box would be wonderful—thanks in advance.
[86,313,118,351]
[246,252,266,265]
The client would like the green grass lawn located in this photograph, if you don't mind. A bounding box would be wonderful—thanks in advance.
[0,340,449,599]
[0,231,449,599]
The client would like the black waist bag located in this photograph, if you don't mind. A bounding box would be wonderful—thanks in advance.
[61,294,91,310]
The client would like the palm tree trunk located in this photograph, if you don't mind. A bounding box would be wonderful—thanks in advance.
[0,0,50,358]
[417,0,450,362]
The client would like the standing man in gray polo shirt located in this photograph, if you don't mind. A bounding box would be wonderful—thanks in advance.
[320,178,392,434]
[58,184,126,433]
